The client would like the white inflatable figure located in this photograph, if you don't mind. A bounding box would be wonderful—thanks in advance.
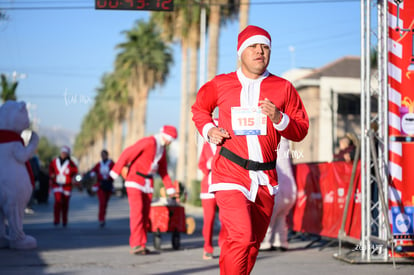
[0,100,39,250]
[260,137,297,251]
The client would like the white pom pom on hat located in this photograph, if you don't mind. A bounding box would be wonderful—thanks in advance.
[237,25,272,57]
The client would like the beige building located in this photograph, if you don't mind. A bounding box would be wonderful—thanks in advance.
[283,56,363,164]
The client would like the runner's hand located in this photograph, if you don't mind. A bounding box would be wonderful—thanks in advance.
[259,98,282,124]
[208,127,230,145]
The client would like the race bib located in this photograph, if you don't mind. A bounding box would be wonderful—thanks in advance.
[56,174,66,185]
[231,106,267,135]
[100,166,110,178]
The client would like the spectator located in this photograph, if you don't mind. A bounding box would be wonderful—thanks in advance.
[260,137,297,251]
[25,153,41,214]
[333,133,356,162]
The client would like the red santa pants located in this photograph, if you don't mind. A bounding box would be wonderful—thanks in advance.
[53,191,71,225]
[215,186,274,275]
[201,198,226,253]
[97,189,112,223]
[126,187,152,248]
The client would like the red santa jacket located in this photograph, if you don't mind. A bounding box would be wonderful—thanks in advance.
[49,157,78,186]
[191,69,309,201]
[91,159,115,182]
[198,142,217,199]
[110,135,175,194]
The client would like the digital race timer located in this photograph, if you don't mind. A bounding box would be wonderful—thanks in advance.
[95,0,174,11]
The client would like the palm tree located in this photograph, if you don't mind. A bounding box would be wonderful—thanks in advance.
[186,5,203,192]
[74,112,97,169]
[236,0,249,68]
[239,0,249,32]
[0,74,18,102]
[103,71,130,160]
[207,0,239,80]
[74,90,109,170]
[151,1,199,187]
[115,20,173,147]
[74,72,127,168]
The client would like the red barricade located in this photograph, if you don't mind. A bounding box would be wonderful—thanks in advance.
[288,161,361,239]
[148,205,187,233]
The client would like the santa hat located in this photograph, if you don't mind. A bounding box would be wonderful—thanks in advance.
[237,25,271,57]
[160,125,177,142]
[60,145,71,155]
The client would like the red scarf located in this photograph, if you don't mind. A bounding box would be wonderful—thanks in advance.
[0,129,35,188]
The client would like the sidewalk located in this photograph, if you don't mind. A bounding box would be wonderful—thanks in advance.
[0,191,412,275]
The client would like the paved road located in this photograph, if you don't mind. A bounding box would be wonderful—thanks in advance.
[0,191,412,275]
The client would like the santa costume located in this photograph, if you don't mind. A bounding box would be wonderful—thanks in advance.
[110,125,177,255]
[49,146,78,226]
[90,150,115,227]
[192,25,309,274]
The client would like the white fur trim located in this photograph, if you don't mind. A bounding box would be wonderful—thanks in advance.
[125,181,153,194]
[237,35,271,57]
[200,193,215,199]
[273,112,289,131]
[166,187,176,195]
[202,122,216,143]
[208,181,276,202]
[109,170,119,180]
[161,132,174,142]
[208,183,254,202]
[52,186,71,196]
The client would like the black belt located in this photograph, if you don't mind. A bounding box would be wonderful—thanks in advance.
[219,147,276,171]
[136,171,153,179]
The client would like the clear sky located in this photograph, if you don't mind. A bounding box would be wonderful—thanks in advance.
[0,0,361,136]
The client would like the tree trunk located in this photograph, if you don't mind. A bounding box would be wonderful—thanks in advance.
[125,79,138,147]
[207,3,221,81]
[94,135,104,166]
[105,125,116,161]
[176,40,189,184]
[112,117,124,161]
[186,23,200,193]
[238,0,250,68]
[135,84,149,140]
[125,104,135,147]
[239,0,249,31]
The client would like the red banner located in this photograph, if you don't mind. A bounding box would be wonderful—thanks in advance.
[388,0,414,257]
[289,162,361,240]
